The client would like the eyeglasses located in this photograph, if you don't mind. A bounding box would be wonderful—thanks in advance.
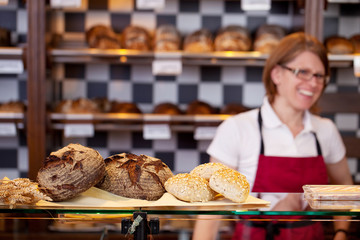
[279,65,329,85]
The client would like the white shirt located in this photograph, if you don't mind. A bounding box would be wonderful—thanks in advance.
[207,97,346,191]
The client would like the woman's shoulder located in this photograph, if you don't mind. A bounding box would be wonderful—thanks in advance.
[310,114,338,134]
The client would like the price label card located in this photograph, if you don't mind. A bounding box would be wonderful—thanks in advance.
[152,60,182,76]
[241,0,271,11]
[194,126,217,140]
[354,55,360,77]
[50,0,82,8]
[143,124,171,140]
[0,0,9,5]
[0,123,17,136]
[65,114,93,120]
[136,0,165,9]
[0,60,24,74]
[64,124,94,138]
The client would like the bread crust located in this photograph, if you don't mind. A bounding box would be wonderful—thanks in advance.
[165,173,216,202]
[190,162,229,181]
[37,144,105,201]
[209,168,250,203]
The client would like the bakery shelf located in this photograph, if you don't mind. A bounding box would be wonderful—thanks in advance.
[48,113,230,131]
[0,47,24,59]
[49,48,358,67]
[0,112,25,130]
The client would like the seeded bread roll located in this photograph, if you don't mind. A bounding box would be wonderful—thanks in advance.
[97,153,173,201]
[190,162,229,181]
[37,143,105,201]
[165,173,216,202]
[209,168,250,203]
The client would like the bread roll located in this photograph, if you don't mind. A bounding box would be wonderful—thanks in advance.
[154,25,181,51]
[254,25,286,54]
[97,153,173,201]
[152,102,182,115]
[325,36,354,54]
[37,143,105,201]
[54,98,101,114]
[350,34,360,53]
[186,100,215,115]
[109,101,142,114]
[164,173,216,202]
[0,27,11,47]
[221,103,249,115]
[214,25,251,51]
[121,25,151,51]
[209,168,250,203]
[184,29,213,53]
[85,25,121,49]
[190,162,229,181]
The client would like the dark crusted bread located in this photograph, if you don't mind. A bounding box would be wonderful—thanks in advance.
[152,102,183,115]
[214,25,251,51]
[96,153,173,201]
[86,24,121,49]
[121,25,151,51]
[37,143,105,201]
[186,100,215,115]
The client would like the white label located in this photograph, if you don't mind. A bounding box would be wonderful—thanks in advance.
[194,126,217,140]
[354,56,360,77]
[241,0,271,11]
[143,124,171,140]
[65,114,93,120]
[50,0,82,8]
[136,0,165,9]
[0,60,24,74]
[152,60,182,76]
[64,124,94,138]
[0,0,9,5]
[0,123,17,136]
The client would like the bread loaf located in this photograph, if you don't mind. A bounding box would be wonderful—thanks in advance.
[154,25,181,51]
[214,25,251,51]
[121,25,151,51]
[37,143,105,201]
[350,34,360,53]
[221,103,249,115]
[184,29,213,53]
[85,25,121,49]
[209,168,250,203]
[164,173,216,202]
[109,101,142,114]
[152,102,182,115]
[0,101,25,113]
[186,100,215,115]
[254,25,286,54]
[54,98,101,114]
[190,162,229,181]
[325,36,354,54]
[97,153,173,201]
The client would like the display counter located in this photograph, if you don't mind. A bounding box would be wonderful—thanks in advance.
[1,192,359,240]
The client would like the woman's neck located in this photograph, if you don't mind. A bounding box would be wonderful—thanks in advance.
[271,99,305,137]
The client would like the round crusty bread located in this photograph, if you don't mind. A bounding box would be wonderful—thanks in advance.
[190,162,229,181]
[37,143,105,201]
[96,153,173,201]
[164,173,216,202]
[209,168,250,203]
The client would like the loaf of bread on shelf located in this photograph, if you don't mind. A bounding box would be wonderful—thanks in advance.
[214,25,251,51]
[325,36,354,54]
[152,102,183,115]
[154,24,181,51]
[54,98,102,114]
[121,25,151,51]
[85,24,121,49]
[164,173,216,202]
[0,27,11,47]
[36,143,105,201]
[109,101,142,114]
[190,162,229,181]
[0,101,25,113]
[350,34,360,53]
[221,103,249,115]
[186,100,215,115]
[209,168,250,203]
[253,24,286,54]
[183,29,214,53]
[92,97,111,113]
[96,153,174,201]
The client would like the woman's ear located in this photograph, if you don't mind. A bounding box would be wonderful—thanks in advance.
[271,66,281,85]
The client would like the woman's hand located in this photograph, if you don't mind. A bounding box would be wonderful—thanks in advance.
[271,193,303,211]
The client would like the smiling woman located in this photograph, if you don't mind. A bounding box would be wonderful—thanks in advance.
[192,32,353,240]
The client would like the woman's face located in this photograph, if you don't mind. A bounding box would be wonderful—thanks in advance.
[271,51,326,112]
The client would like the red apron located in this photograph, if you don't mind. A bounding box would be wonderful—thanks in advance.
[232,109,328,240]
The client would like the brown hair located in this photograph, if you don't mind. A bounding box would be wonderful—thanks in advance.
[262,32,329,112]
